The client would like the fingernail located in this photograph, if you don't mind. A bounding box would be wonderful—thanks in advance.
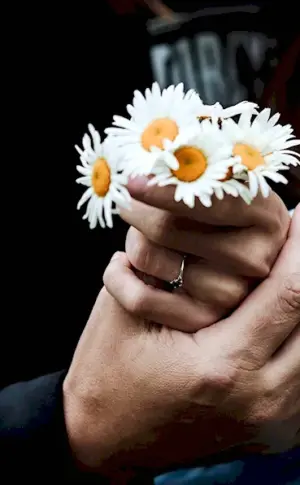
[127,176,149,195]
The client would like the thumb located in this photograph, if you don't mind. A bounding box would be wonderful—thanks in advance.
[214,204,300,366]
[271,203,300,278]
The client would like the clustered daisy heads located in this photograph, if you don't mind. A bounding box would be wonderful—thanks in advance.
[105,82,202,177]
[148,120,236,209]
[222,108,300,198]
[75,124,131,229]
[197,100,258,124]
[75,83,300,229]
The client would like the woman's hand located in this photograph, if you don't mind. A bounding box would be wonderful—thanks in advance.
[122,178,291,326]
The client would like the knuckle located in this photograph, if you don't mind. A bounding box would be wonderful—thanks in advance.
[233,279,249,303]
[250,385,284,426]
[219,279,249,308]
[239,204,290,278]
[149,212,173,244]
[102,262,114,288]
[257,264,271,279]
[192,307,222,330]
[126,228,153,273]
[126,287,150,315]
[241,241,273,278]
[102,253,127,291]
[254,253,272,279]
[252,201,290,274]
[198,361,240,394]
[266,195,290,236]
[278,273,300,313]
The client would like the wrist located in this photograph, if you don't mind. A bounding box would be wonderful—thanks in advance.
[63,378,107,470]
[62,378,144,482]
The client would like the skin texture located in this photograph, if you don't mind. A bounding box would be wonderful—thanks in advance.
[121,180,291,328]
[63,205,300,481]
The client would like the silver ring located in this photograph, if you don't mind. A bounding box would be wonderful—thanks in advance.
[169,255,186,291]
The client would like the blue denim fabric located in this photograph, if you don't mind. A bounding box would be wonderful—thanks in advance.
[155,448,300,485]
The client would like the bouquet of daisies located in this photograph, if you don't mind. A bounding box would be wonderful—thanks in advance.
[75,83,300,229]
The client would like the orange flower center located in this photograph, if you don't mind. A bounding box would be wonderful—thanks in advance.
[171,146,207,182]
[233,143,264,170]
[92,158,111,196]
[141,118,179,151]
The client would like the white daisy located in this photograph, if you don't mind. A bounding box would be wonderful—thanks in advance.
[214,178,252,205]
[75,125,131,229]
[198,100,258,124]
[105,82,202,177]
[222,108,300,198]
[148,120,236,208]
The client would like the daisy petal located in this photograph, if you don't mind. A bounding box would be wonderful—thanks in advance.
[104,195,113,228]
[257,173,270,198]
[96,199,105,229]
[248,171,259,198]
[77,187,93,210]
[76,176,92,186]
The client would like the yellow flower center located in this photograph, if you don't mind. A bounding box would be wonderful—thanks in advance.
[171,146,207,182]
[233,143,265,170]
[141,118,179,151]
[92,158,111,197]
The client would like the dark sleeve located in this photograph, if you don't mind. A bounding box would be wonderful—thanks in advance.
[0,371,76,479]
[0,371,106,482]
[0,372,150,484]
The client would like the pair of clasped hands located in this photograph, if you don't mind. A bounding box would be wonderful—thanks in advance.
[64,176,300,482]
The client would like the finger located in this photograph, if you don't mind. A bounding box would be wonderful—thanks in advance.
[212,204,300,366]
[264,324,300,385]
[103,252,221,332]
[271,203,300,278]
[122,200,279,278]
[82,253,145,343]
[127,176,286,227]
[126,226,183,281]
[126,227,250,309]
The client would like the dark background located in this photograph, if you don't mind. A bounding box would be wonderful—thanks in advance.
[1,1,299,388]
